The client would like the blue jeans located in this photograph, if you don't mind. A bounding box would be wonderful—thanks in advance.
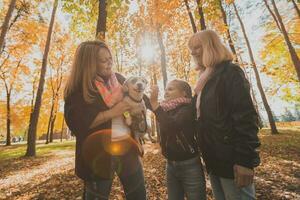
[167,156,206,200]
[209,173,255,200]
[84,154,146,200]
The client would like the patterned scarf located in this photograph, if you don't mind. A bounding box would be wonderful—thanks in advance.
[194,67,214,118]
[160,97,192,112]
[94,73,123,108]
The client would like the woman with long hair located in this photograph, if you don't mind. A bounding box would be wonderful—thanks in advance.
[64,41,147,200]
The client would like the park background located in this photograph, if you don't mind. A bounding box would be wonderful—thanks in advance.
[0,0,299,199]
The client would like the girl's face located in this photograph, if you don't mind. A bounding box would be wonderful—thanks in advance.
[97,48,113,78]
[190,43,204,69]
[164,81,186,101]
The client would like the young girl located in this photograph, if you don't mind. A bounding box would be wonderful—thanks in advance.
[150,80,206,200]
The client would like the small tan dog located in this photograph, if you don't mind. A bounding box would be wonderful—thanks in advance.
[123,76,148,155]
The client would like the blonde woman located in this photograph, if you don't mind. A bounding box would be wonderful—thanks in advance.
[188,30,260,200]
[64,41,147,200]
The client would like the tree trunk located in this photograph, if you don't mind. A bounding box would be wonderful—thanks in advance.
[196,0,206,30]
[270,0,300,82]
[115,50,121,72]
[45,98,55,144]
[138,59,142,76]
[263,0,282,32]
[156,27,168,88]
[25,0,58,157]
[0,0,17,52]
[239,55,264,128]
[150,68,160,143]
[49,111,57,143]
[61,117,65,142]
[6,92,11,146]
[24,75,38,142]
[150,114,155,138]
[184,0,197,33]
[96,0,107,41]
[233,2,278,134]
[290,0,300,18]
[49,98,59,143]
[218,0,237,60]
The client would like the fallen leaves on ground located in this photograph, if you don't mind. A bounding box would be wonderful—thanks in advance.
[0,129,299,199]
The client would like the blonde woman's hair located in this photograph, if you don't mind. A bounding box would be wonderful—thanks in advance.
[64,40,112,104]
[188,30,233,68]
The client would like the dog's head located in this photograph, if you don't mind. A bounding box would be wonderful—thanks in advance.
[123,76,148,98]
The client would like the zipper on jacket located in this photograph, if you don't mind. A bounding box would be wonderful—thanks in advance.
[179,131,195,154]
[176,135,187,152]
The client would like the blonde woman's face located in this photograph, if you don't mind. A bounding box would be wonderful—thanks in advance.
[97,48,113,78]
[190,43,203,69]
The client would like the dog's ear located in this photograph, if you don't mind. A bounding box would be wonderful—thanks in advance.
[123,79,130,92]
[123,85,129,93]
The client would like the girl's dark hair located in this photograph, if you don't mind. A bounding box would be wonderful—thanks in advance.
[171,79,192,98]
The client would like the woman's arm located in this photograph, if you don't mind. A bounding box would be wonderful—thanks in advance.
[228,66,260,169]
[64,92,130,136]
[89,100,131,129]
[64,94,98,137]
[89,73,130,129]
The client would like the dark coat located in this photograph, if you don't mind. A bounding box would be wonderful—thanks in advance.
[154,104,198,161]
[64,73,139,181]
[196,61,261,179]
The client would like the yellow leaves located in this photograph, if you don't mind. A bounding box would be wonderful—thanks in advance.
[225,0,235,5]
[260,2,300,92]
[20,65,30,75]
[288,18,300,44]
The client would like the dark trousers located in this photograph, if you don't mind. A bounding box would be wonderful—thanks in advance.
[84,152,146,200]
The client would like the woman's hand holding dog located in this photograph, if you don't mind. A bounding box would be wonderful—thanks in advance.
[150,85,159,110]
[111,100,131,117]
[90,100,131,129]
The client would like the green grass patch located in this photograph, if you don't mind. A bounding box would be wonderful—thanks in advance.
[0,140,75,162]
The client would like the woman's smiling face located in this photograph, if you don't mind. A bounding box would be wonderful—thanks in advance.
[190,43,204,69]
[97,48,113,78]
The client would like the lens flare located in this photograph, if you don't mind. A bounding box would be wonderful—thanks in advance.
[82,129,140,179]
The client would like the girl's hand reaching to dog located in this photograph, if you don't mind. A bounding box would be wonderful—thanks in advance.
[150,85,160,110]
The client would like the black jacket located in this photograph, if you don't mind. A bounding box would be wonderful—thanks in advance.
[64,73,140,181]
[196,61,260,179]
[154,104,198,161]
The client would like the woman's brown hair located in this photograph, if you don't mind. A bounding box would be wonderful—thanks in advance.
[64,40,112,103]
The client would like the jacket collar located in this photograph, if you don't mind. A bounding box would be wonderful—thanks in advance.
[209,60,231,81]
[192,61,231,98]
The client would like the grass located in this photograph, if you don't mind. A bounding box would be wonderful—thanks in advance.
[1,127,299,162]
[0,140,75,162]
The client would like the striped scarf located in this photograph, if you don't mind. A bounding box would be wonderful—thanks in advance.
[160,97,192,112]
[94,73,123,108]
